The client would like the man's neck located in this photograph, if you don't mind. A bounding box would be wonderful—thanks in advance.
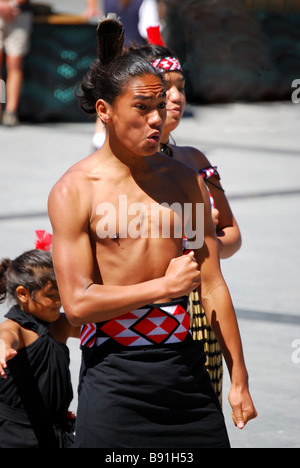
[97,137,154,177]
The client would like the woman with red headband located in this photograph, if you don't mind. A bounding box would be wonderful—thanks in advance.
[131,28,242,258]
[130,30,242,404]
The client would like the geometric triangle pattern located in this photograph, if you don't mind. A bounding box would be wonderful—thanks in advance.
[96,301,190,348]
[80,322,97,348]
[152,57,183,72]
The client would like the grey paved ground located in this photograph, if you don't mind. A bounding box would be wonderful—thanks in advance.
[1,99,300,448]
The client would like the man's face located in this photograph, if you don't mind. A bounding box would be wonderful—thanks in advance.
[110,74,167,156]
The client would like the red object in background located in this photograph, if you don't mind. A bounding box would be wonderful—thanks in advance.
[35,230,52,251]
[146,26,165,46]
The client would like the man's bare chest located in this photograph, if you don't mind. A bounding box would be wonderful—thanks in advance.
[89,177,189,243]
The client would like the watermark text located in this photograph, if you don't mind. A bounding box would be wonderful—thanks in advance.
[96,195,204,249]
[291,339,300,364]
[291,79,300,104]
[0,79,6,104]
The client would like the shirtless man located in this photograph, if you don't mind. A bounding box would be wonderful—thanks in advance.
[48,17,256,448]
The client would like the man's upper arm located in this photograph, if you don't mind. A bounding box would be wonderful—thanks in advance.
[48,179,94,315]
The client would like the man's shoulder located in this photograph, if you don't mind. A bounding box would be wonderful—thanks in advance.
[50,168,82,200]
[48,157,97,214]
[51,156,96,195]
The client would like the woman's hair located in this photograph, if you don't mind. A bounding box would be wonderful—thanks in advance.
[129,43,175,63]
[0,250,56,304]
[76,14,163,115]
[129,43,183,75]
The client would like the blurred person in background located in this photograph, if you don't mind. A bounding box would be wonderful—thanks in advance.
[0,0,33,126]
[84,0,103,19]
[130,35,242,404]
[84,0,160,46]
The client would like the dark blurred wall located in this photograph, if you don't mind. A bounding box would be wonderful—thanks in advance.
[19,20,97,122]
[14,1,300,122]
[164,0,300,102]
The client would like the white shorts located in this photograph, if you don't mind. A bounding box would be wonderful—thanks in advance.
[0,12,33,57]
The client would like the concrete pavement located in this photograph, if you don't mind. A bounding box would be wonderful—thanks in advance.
[0,101,299,448]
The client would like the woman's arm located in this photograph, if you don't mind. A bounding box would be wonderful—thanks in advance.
[191,175,257,428]
[207,174,242,259]
[182,147,242,259]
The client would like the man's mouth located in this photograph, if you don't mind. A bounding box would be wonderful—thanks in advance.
[147,132,161,143]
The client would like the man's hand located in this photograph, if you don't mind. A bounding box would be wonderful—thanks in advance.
[165,251,201,297]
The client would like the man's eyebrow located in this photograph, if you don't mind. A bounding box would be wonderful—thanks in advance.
[133,95,152,101]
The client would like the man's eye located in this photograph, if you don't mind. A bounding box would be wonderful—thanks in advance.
[158,102,166,109]
[136,104,146,110]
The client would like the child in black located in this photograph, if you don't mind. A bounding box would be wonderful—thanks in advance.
[0,249,79,448]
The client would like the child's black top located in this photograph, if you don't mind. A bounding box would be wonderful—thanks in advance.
[0,305,74,448]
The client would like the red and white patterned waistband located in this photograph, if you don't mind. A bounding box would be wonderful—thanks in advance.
[80,299,190,349]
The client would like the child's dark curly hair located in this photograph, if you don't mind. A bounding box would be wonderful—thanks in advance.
[0,250,56,304]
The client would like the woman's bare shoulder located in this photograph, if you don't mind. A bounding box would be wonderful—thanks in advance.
[172,145,212,171]
[155,152,205,196]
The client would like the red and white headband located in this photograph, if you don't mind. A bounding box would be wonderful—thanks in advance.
[146,26,183,73]
[151,57,183,72]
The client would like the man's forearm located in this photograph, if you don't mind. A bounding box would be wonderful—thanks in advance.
[63,276,172,326]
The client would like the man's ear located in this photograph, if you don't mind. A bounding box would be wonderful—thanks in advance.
[96,99,111,124]
[16,286,30,305]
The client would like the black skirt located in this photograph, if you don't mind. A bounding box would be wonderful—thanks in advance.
[76,299,230,448]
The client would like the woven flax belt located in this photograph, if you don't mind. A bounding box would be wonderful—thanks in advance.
[189,289,223,406]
